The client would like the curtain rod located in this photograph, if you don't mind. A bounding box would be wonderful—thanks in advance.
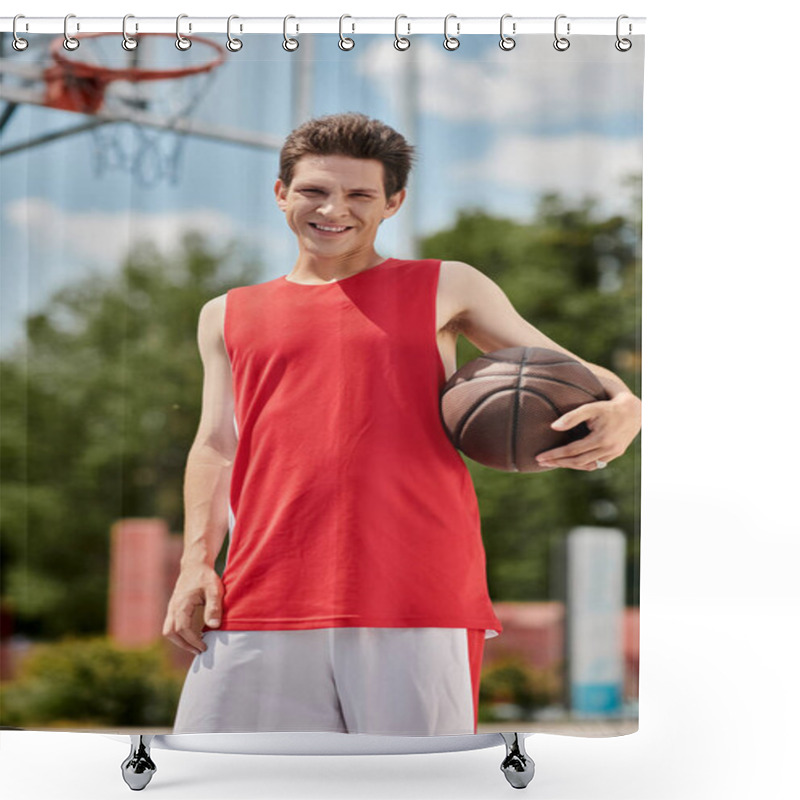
[1,16,645,37]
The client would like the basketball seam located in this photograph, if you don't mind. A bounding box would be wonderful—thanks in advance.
[514,387,569,412]
[446,372,605,400]
[479,354,579,367]
[510,350,526,471]
[452,386,565,455]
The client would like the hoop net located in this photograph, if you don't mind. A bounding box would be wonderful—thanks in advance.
[41,33,226,186]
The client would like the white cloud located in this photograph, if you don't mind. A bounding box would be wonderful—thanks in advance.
[356,36,643,128]
[4,198,238,264]
[456,133,642,210]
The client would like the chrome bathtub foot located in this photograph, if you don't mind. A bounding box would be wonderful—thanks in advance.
[121,735,156,791]
[500,732,535,789]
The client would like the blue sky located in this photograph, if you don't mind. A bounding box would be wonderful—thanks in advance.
[1,33,643,349]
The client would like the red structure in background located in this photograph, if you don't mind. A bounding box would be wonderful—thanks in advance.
[108,519,169,647]
[104,518,640,688]
[107,518,190,669]
[486,602,565,669]
[624,606,640,700]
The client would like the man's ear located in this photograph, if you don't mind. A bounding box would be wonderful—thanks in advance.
[383,188,407,220]
[274,179,288,211]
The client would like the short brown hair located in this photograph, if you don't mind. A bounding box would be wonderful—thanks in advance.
[278,113,415,198]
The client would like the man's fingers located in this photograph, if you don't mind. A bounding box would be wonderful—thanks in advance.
[540,416,617,466]
[163,598,210,655]
[537,447,612,471]
[204,590,223,628]
[163,613,205,654]
[539,395,637,471]
[168,613,207,655]
[537,434,604,462]
[164,631,202,655]
[162,573,224,653]
[538,443,581,462]
[551,401,603,432]
[179,628,207,655]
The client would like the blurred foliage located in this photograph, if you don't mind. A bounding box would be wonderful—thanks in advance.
[478,657,562,720]
[0,637,184,728]
[421,190,641,603]
[0,232,259,637]
[1,187,641,640]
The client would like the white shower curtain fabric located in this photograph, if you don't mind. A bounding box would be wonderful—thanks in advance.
[0,31,644,737]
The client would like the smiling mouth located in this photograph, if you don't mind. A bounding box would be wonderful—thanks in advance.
[310,223,352,234]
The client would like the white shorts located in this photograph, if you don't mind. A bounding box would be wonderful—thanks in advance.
[172,627,484,736]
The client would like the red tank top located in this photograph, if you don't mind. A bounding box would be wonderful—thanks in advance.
[219,257,501,635]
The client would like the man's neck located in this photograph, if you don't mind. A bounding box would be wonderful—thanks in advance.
[286,249,386,284]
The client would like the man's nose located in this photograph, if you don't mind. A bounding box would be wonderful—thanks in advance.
[318,194,348,216]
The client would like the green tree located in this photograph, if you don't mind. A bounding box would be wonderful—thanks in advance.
[0,232,259,637]
[0,191,641,643]
[420,191,641,603]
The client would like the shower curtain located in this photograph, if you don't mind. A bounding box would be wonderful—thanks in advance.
[0,26,643,741]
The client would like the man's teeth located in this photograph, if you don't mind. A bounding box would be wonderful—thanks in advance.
[313,224,348,232]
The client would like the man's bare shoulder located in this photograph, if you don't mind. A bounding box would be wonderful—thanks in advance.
[196,295,228,351]
[438,260,493,289]
[198,294,227,324]
[439,259,475,276]
[202,293,227,314]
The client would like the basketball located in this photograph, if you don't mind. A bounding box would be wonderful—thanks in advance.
[440,346,608,472]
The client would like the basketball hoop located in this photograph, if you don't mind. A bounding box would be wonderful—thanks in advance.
[40,32,226,186]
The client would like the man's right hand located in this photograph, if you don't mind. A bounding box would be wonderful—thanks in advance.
[162,563,224,655]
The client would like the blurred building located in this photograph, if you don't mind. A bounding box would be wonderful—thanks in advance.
[485,602,639,702]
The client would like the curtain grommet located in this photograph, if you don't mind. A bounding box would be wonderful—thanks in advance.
[394,15,411,51]
[338,15,355,51]
[122,14,138,51]
[553,14,570,52]
[63,13,80,52]
[443,14,460,51]
[615,15,632,51]
[227,15,243,52]
[283,15,299,51]
[12,15,29,51]
[175,14,192,51]
[499,14,516,51]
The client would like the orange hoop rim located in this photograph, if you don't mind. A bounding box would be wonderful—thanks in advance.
[48,31,227,83]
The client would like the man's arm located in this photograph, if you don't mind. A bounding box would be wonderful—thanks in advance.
[162,295,237,655]
[442,260,641,471]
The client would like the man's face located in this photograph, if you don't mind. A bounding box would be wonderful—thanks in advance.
[274,155,405,260]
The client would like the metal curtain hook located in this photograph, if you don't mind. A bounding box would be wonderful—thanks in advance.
[63,13,80,51]
[227,15,243,51]
[283,15,299,51]
[122,14,138,51]
[176,13,192,51]
[615,14,632,51]
[553,14,570,51]
[499,14,516,51]
[443,14,460,51]
[394,15,411,51]
[12,15,29,51]
[339,15,355,50]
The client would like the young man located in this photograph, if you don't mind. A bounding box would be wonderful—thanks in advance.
[163,113,641,736]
